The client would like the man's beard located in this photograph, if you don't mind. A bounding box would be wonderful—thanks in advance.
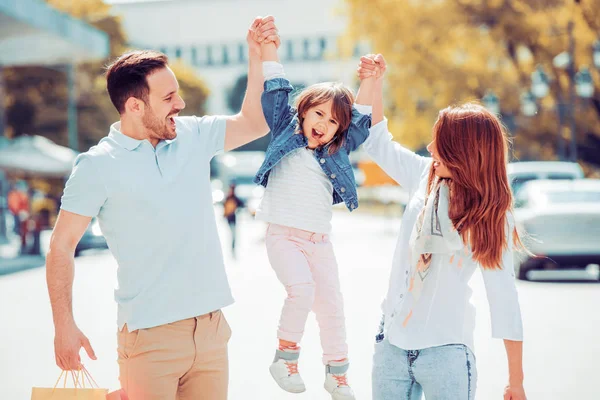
[142,109,176,141]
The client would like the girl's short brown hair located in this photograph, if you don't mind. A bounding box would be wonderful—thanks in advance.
[295,82,355,154]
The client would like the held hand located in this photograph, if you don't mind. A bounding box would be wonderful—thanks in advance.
[256,16,281,48]
[246,17,263,58]
[357,53,387,81]
[374,53,387,79]
[247,16,281,59]
[503,383,527,400]
[54,323,96,371]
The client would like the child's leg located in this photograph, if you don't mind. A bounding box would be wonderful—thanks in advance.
[266,224,316,347]
[308,238,348,364]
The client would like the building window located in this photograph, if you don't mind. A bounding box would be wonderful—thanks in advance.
[238,43,246,63]
[222,45,229,65]
[175,47,182,59]
[319,37,327,58]
[191,47,198,66]
[286,40,294,61]
[207,46,213,65]
[303,39,310,60]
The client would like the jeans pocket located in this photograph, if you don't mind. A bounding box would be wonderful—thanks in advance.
[375,314,385,344]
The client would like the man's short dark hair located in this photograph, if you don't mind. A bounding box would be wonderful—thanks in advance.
[105,50,169,114]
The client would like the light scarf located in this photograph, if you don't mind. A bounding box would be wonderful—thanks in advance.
[401,177,467,327]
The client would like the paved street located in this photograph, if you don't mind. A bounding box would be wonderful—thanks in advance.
[1,209,599,399]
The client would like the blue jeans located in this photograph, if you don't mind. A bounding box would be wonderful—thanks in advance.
[372,338,477,400]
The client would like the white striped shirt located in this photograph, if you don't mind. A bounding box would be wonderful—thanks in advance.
[255,147,334,233]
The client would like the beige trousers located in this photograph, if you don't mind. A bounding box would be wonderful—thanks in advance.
[117,310,231,400]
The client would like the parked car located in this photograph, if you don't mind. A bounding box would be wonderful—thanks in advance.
[513,179,600,280]
[507,161,584,196]
[75,217,108,256]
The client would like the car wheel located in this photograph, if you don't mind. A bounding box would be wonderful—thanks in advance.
[516,262,529,281]
[517,265,529,281]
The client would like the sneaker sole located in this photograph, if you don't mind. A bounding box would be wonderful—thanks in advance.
[269,366,306,393]
[324,384,355,400]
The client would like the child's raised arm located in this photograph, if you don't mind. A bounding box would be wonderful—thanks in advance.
[254,17,293,136]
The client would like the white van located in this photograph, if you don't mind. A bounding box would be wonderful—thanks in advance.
[507,161,584,195]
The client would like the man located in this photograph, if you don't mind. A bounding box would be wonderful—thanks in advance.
[46,17,279,399]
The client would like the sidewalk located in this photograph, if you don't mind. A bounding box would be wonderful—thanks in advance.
[0,254,46,275]
[0,234,46,275]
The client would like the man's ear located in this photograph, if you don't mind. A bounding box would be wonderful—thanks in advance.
[124,97,145,116]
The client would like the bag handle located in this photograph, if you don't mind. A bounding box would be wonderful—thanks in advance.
[52,364,100,392]
[80,365,100,388]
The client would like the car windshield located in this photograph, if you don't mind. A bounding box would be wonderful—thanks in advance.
[544,190,600,204]
[511,176,537,195]
[511,175,575,195]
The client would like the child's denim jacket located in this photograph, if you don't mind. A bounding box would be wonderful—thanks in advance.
[253,78,371,211]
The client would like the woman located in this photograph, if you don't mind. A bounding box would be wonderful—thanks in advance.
[357,54,527,400]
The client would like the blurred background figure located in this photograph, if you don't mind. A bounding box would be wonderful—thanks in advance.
[7,180,30,254]
[223,183,244,258]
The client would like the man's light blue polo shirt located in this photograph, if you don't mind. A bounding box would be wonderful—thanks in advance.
[61,116,234,331]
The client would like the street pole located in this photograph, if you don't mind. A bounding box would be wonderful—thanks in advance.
[0,66,5,140]
[67,63,78,152]
[0,67,8,244]
[556,103,566,161]
[567,21,578,162]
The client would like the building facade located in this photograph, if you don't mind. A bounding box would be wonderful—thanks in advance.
[110,0,368,116]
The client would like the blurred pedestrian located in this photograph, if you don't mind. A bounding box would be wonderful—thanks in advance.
[30,208,51,255]
[223,183,244,257]
[45,16,279,400]
[358,55,527,400]
[254,34,373,400]
[7,180,30,253]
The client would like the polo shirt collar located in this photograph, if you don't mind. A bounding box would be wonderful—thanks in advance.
[109,122,178,151]
[109,122,145,151]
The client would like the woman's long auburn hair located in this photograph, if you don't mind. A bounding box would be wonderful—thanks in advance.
[427,103,522,269]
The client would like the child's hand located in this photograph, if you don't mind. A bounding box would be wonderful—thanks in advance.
[247,16,281,58]
[257,16,281,47]
[373,54,387,80]
[357,53,386,80]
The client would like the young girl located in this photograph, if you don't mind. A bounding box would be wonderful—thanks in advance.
[251,29,373,400]
[357,55,527,400]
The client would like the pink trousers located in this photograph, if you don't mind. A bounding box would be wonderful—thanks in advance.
[266,223,348,364]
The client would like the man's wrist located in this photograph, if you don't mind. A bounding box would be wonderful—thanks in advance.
[508,374,524,386]
[54,316,77,332]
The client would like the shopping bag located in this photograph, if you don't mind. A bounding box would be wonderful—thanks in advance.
[106,389,128,400]
[31,366,108,399]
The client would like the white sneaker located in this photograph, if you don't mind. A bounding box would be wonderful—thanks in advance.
[269,348,306,393]
[324,360,355,400]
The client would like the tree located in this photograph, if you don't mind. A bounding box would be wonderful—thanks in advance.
[2,0,209,152]
[344,0,600,168]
